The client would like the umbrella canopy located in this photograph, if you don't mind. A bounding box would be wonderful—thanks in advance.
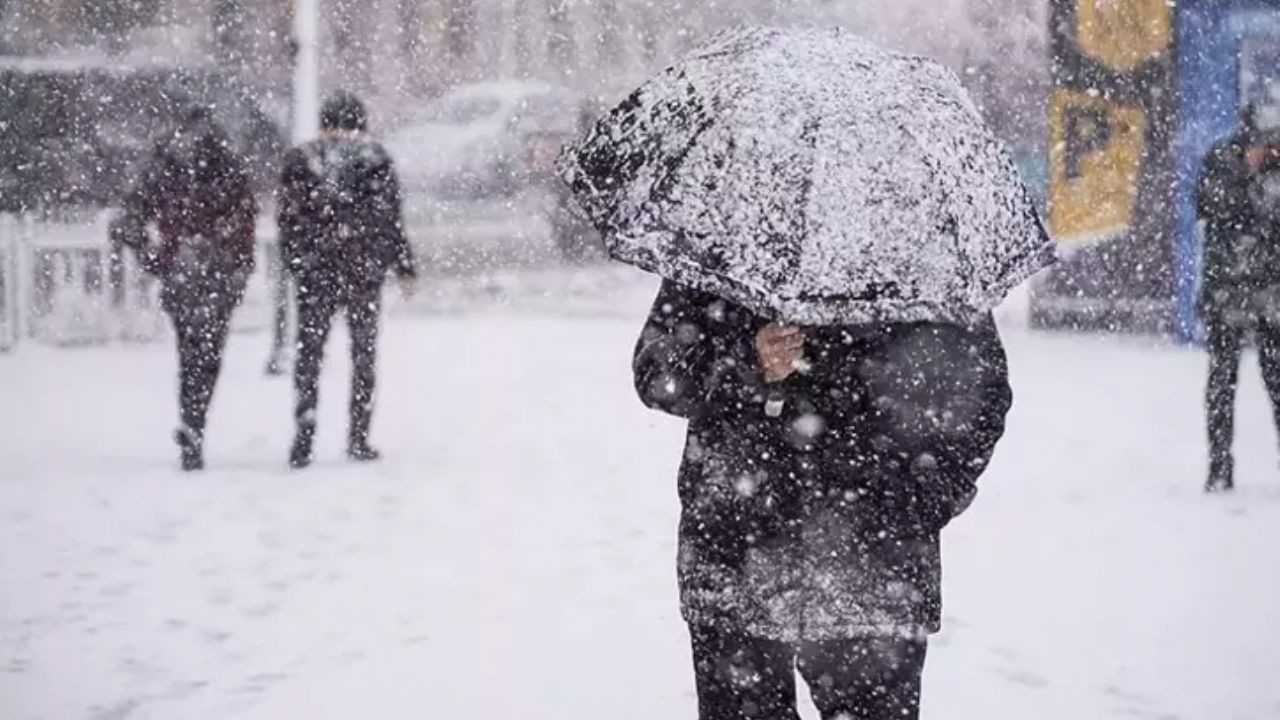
[559,26,1055,325]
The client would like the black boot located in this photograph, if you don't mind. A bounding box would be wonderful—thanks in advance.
[175,427,204,472]
[264,353,287,377]
[347,438,381,463]
[290,424,315,469]
[1206,458,1234,493]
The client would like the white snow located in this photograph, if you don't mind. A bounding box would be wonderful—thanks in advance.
[2,269,1279,719]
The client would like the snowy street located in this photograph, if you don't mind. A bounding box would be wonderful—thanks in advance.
[3,268,1280,719]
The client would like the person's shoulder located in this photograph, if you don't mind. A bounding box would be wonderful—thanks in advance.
[282,142,328,178]
[653,281,754,326]
[143,134,180,167]
[891,316,1000,341]
[293,140,328,158]
[281,143,311,167]
[358,138,396,168]
[657,279,716,308]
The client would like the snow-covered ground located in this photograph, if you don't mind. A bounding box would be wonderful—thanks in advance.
[2,269,1279,720]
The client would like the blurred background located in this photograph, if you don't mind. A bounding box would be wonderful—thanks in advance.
[0,1,1049,147]
[0,1,1051,349]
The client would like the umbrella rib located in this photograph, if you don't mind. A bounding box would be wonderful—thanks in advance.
[648,114,718,206]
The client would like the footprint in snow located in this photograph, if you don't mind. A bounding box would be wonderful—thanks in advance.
[994,666,1048,688]
[201,628,232,645]
[240,601,280,618]
[1104,685,1182,720]
[236,672,287,695]
[89,697,141,720]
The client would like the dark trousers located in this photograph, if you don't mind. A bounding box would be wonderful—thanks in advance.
[265,244,291,372]
[293,280,382,445]
[170,303,234,436]
[690,625,927,720]
[1205,320,1280,480]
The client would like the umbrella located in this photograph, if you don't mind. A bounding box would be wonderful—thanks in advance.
[559,26,1055,326]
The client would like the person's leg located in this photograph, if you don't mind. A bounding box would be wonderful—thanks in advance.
[291,288,336,468]
[345,284,381,458]
[171,310,205,471]
[265,245,290,376]
[181,303,234,445]
[1256,321,1280,449]
[1205,321,1244,490]
[797,634,928,720]
[689,625,801,720]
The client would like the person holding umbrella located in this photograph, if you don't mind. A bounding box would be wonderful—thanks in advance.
[560,28,1054,720]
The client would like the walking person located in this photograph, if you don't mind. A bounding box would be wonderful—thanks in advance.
[634,283,1012,719]
[1197,103,1280,492]
[559,28,1053,719]
[109,107,257,471]
[278,93,416,469]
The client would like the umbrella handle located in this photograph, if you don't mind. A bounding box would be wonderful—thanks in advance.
[763,357,812,418]
[764,388,786,418]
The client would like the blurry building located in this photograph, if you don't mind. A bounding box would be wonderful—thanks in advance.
[0,0,699,120]
[0,0,1049,138]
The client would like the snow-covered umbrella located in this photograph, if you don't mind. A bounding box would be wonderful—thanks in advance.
[559,26,1056,326]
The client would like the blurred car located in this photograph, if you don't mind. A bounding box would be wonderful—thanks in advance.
[0,56,285,214]
[385,80,579,201]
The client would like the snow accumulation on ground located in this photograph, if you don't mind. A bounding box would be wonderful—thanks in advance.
[2,267,1279,720]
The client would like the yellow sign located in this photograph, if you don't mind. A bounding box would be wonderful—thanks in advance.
[1049,89,1147,244]
[1076,0,1173,71]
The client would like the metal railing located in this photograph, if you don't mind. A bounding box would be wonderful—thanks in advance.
[0,192,567,354]
[0,213,282,352]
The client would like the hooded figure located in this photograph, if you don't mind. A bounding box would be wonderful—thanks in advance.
[278,92,416,468]
[109,107,257,471]
[1197,102,1280,492]
[634,281,1011,720]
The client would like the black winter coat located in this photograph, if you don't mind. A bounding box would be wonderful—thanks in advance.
[109,123,257,316]
[278,136,415,290]
[1197,135,1280,325]
[634,281,1012,640]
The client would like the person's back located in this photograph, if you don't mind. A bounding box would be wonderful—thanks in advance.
[115,114,256,293]
[278,134,412,290]
[108,108,257,471]
[632,280,1011,719]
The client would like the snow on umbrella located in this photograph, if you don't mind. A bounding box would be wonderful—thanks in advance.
[559,26,1056,326]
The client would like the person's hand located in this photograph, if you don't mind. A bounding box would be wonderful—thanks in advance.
[395,274,418,302]
[756,324,806,384]
[1246,146,1268,174]
[109,216,147,249]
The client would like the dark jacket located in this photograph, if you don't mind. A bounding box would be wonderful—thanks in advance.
[634,281,1012,641]
[277,136,415,289]
[109,122,257,314]
[1197,135,1280,325]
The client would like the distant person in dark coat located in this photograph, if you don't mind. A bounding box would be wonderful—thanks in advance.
[109,107,257,471]
[1197,103,1280,492]
[278,93,416,469]
[633,281,1011,720]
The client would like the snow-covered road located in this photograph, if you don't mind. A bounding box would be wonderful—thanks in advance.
[2,270,1279,719]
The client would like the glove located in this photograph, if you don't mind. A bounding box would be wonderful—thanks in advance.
[108,215,147,249]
